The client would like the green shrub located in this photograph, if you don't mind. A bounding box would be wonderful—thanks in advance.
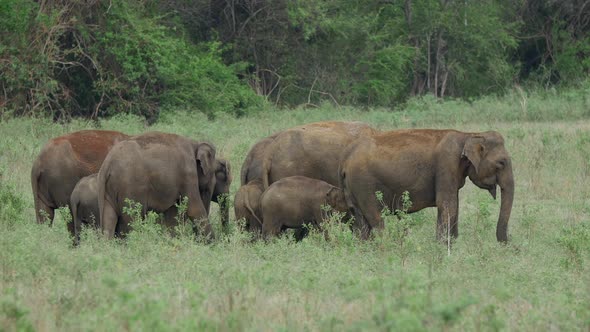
[0,179,26,228]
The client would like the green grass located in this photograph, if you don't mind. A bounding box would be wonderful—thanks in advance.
[1,89,590,331]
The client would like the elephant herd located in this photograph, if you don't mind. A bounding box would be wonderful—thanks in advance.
[31,121,514,245]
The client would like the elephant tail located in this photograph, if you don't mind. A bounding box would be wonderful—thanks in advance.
[261,150,272,189]
[244,188,263,229]
[240,150,254,186]
[97,159,113,230]
[338,151,356,217]
[31,159,53,224]
[70,199,81,246]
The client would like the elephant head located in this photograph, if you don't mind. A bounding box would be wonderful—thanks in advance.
[462,131,514,242]
[192,141,217,213]
[326,186,349,213]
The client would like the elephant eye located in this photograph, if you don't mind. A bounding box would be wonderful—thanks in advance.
[496,159,507,169]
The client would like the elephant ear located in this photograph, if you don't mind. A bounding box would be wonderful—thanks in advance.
[196,143,216,177]
[462,136,486,174]
[326,186,343,202]
[217,159,232,182]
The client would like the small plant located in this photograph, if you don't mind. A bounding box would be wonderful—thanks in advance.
[317,204,355,247]
[213,193,232,237]
[123,198,162,242]
[173,196,193,241]
[377,191,416,267]
[0,180,26,228]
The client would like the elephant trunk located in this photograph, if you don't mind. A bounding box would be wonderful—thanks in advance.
[496,162,514,242]
[220,197,229,232]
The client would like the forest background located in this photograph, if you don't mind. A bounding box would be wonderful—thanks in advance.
[1,0,590,120]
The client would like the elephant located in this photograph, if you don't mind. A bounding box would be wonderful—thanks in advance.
[260,121,378,188]
[240,121,377,187]
[98,132,217,239]
[260,176,349,240]
[234,179,264,233]
[338,129,514,242]
[210,158,232,229]
[240,134,280,186]
[31,130,129,236]
[70,174,99,245]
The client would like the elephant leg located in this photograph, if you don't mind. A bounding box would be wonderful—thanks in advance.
[247,215,262,234]
[436,195,459,242]
[293,227,308,241]
[115,214,131,238]
[101,200,118,240]
[162,206,179,236]
[193,217,213,240]
[34,199,54,225]
[352,192,383,240]
[219,198,229,233]
[187,197,213,241]
[451,218,459,238]
[66,208,76,239]
[262,219,281,240]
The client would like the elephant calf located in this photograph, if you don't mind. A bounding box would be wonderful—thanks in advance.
[260,176,348,239]
[234,179,264,233]
[70,174,99,245]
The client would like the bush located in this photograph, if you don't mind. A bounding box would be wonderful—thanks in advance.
[0,0,261,120]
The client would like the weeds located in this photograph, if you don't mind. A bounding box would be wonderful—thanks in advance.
[376,190,420,266]
[558,221,590,270]
[123,198,163,245]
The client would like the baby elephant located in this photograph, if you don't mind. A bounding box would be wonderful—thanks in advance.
[260,176,348,239]
[70,174,99,245]
[234,179,264,233]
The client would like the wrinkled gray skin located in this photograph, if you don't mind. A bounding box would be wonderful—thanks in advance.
[261,121,378,188]
[339,129,514,242]
[31,130,129,238]
[260,176,349,240]
[70,174,99,245]
[98,132,217,239]
[210,159,232,229]
[234,179,264,233]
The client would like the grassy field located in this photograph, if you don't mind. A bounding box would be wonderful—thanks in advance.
[1,89,590,331]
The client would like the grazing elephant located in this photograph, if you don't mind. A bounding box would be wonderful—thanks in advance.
[98,132,217,239]
[70,174,99,245]
[260,176,349,240]
[31,130,129,236]
[339,129,514,242]
[211,158,232,229]
[261,121,378,188]
[234,179,264,233]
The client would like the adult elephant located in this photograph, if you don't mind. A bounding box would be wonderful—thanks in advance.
[240,121,378,186]
[98,132,217,239]
[339,129,514,242]
[31,130,130,235]
[260,121,378,188]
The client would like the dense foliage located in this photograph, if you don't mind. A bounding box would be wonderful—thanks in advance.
[1,0,589,119]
